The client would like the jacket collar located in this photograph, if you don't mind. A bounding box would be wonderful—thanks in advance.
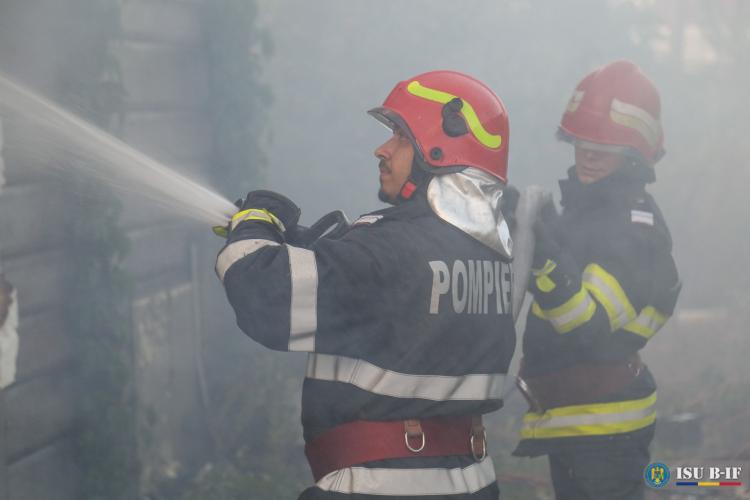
[559,166,645,212]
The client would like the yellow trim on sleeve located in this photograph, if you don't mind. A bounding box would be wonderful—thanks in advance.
[520,392,657,439]
[231,208,285,232]
[531,286,597,334]
[523,392,657,420]
[520,412,656,439]
[623,306,669,339]
[583,263,637,331]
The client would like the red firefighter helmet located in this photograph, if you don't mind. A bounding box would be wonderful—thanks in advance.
[368,70,510,183]
[559,60,664,166]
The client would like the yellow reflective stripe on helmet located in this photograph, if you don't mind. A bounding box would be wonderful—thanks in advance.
[623,306,669,340]
[531,286,596,334]
[520,392,657,439]
[231,208,285,232]
[406,80,502,149]
[583,263,636,331]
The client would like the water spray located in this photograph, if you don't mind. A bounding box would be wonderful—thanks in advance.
[0,73,236,226]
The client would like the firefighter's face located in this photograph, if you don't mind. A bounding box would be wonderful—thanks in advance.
[374,128,414,203]
[574,145,625,184]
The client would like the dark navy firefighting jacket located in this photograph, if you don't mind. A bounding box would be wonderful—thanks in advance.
[217,187,515,499]
[514,168,680,457]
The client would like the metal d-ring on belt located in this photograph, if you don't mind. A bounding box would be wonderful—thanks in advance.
[404,419,427,452]
[305,415,488,482]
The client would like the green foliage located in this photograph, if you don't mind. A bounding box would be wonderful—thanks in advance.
[59,1,138,499]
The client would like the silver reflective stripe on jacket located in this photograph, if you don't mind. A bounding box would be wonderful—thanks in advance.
[287,245,318,351]
[315,457,496,495]
[306,353,505,401]
[216,239,280,282]
[217,240,318,351]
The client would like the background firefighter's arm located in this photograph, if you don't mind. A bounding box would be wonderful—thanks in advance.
[528,223,679,343]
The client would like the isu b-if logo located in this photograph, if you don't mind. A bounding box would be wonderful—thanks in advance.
[645,462,670,488]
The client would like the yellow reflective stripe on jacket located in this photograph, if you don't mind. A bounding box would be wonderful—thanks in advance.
[520,392,657,439]
[406,81,502,149]
[583,263,637,331]
[231,208,285,232]
[623,306,669,340]
[531,286,596,334]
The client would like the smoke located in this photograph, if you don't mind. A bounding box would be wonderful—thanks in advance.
[0,73,235,226]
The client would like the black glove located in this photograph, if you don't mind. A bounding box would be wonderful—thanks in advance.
[532,219,562,271]
[540,198,564,236]
[529,216,582,301]
[235,190,301,231]
[531,198,564,267]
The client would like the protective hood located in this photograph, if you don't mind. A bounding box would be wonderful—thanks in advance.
[426,168,512,260]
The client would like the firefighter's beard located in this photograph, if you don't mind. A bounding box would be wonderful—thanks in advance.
[378,186,396,205]
[377,159,400,205]
[377,159,418,205]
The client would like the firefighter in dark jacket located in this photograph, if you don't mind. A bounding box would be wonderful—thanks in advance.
[216,71,517,499]
[513,61,681,500]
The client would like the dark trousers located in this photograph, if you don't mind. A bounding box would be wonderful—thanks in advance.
[548,443,650,500]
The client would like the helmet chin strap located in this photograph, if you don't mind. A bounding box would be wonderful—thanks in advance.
[396,157,432,203]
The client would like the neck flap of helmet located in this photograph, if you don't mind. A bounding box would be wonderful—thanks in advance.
[426,168,513,259]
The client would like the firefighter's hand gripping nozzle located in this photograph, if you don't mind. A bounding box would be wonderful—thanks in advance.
[213,190,301,240]
[213,190,350,248]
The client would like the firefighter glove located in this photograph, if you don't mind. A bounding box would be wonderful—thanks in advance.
[231,190,301,237]
[531,220,562,272]
[529,213,583,301]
